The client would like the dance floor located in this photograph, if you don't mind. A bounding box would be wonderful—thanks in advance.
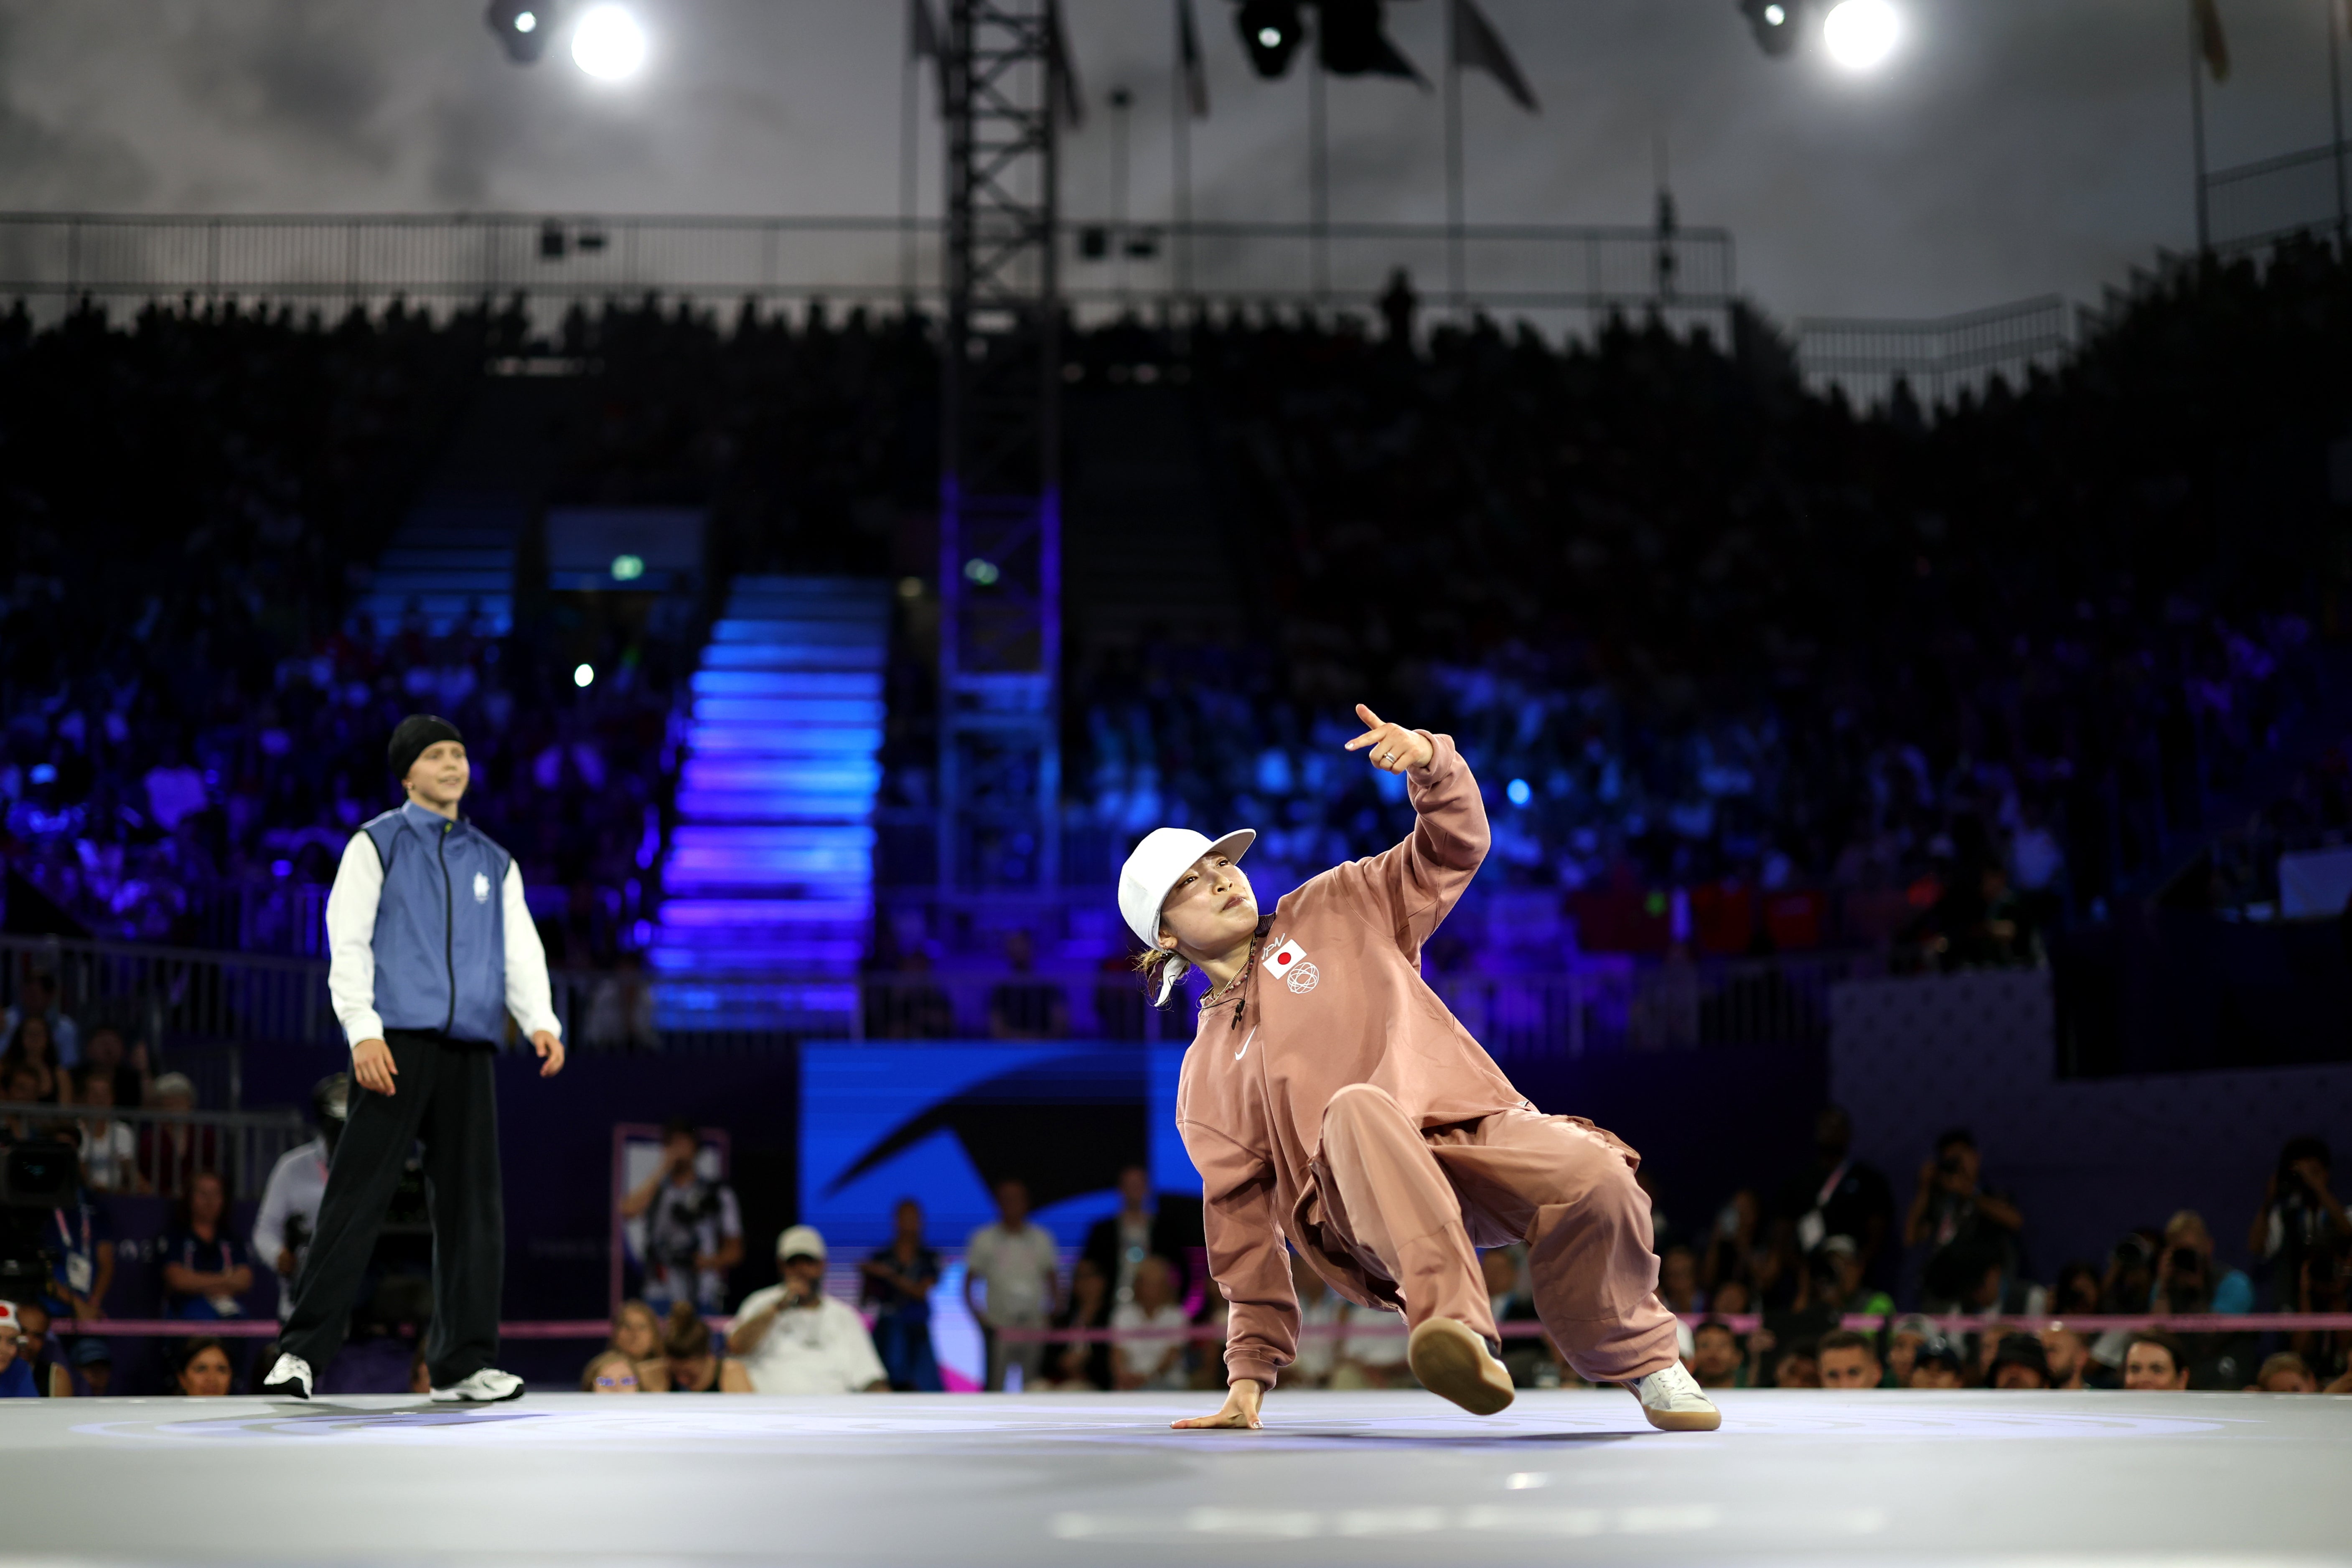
[8,1388,2349,1565]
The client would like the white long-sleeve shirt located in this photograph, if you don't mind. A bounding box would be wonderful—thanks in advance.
[323,828,563,1048]
[251,1136,331,1319]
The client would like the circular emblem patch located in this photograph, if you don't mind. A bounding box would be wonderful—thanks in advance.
[1286,960,1320,994]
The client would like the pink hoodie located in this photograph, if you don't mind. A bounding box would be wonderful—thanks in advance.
[1173,732,1535,1388]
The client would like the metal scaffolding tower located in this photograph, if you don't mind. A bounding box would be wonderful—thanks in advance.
[937,0,1064,892]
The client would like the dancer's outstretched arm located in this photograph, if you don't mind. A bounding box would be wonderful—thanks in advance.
[1322,703,1489,954]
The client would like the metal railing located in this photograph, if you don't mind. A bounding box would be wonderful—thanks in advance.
[0,1101,309,1202]
[5,929,1869,1060]
[0,208,1735,341]
[2205,138,2352,254]
[1797,295,2073,409]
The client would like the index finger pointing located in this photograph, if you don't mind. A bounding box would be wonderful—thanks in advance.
[1355,703,1384,730]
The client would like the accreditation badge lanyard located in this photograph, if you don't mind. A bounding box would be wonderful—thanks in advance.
[1795,1160,1851,1256]
[56,1205,94,1296]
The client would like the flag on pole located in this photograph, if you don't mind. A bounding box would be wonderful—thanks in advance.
[1049,0,1085,128]
[2192,0,2230,81]
[1450,0,1538,113]
[1177,0,1209,119]
[909,0,947,101]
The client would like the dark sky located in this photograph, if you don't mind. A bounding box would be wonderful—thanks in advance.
[0,0,2335,319]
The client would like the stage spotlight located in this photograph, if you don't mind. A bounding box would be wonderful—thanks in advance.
[574,663,596,688]
[571,4,647,79]
[485,0,559,64]
[1236,0,1304,79]
[1822,0,1899,69]
[1738,0,1802,57]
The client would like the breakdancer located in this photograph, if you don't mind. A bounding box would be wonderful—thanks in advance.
[1119,705,1717,1431]
[260,714,565,1403]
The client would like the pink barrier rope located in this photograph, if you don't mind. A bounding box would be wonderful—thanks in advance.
[48,1311,2352,1343]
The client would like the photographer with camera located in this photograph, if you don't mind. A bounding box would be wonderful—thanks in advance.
[1905,1128,2026,1313]
[620,1118,743,1316]
[727,1225,887,1395]
[251,1076,344,1321]
[2149,1210,2251,1316]
[2250,1136,2349,1307]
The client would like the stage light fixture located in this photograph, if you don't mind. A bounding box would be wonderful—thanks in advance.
[1822,0,1899,69]
[1236,0,1304,79]
[485,0,559,64]
[571,4,647,79]
[574,663,596,688]
[1738,0,1802,57]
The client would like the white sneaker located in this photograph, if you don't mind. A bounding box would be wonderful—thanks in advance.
[1406,1318,1516,1416]
[259,1352,313,1400]
[1625,1362,1721,1431]
[429,1368,525,1403]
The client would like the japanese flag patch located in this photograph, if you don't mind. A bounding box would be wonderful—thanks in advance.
[1264,938,1320,993]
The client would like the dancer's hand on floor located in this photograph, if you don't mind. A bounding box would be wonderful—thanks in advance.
[1345,704,1434,774]
[1172,1378,1264,1431]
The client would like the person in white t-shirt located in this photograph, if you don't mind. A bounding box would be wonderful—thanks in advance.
[964,1179,1061,1391]
[252,1076,345,1319]
[74,1069,142,1194]
[1110,1254,1191,1391]
[727,1225,887,1395]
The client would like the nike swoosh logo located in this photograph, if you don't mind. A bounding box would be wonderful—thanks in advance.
[1233,1027,1257,1063]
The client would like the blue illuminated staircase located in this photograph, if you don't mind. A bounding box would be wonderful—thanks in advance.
[651,576,891,1031]
[349,501,522,638]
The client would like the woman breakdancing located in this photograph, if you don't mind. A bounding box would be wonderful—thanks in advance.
[1116,705,1719,1431]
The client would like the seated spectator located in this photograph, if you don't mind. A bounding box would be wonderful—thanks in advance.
[608,1299,671,1391]
[581,1348,644,1393]
[1187,1287,1232,1392]
[66,1335,112,1397]
[1817,1329,1884,1390]
[77,1026,147,1111]
[1989,1332,2052,1390]
[1,1060,51,1139]
[2250,1351,2317,1393]
[1689,1319,1742,1390]
[140,1074,221,1199]
[727,1225,886,1394]
[1908,1333,1966,1389]
[0,1301,32,1398]
[864,1197,943,1392]
[2288,1237,2350,1388]
[0,1015,68,1104]
[1332,1295,1414,1391]
[661,1301,752,1393]
[160,1170,253,1319]
[1483,1245,1556,1388]
[1658,1244,1701,1315]
[2051,1261,2102,1317]
[75,1070,142,1193]
[2123,1331,2191,1391]
[2038,1326,2091,1390]
[1772,1336,1822,1388]
[1084,1164,1195,1306]
[987,930,1068,1040]
[1109,1254,1190,1391]
[620,1118,743,1317]
[2152,1210,2251,1314]
[1288,1251,1342,1390]
[583,953,660,1053]
[3,973,79,1068]
[9,1299,71,1397]
[1042,1255,1113,1391]
[1886,1314,1936,1385]
[173,1337,234,1396]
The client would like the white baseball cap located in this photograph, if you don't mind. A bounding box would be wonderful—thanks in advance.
[1117,826,1256,1004]
[776,1224,828,1263]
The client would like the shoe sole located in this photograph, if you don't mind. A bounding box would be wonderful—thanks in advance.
[259,1382,310,1400]
[1625,1385,1722,1431]
[430,1382,526,1404]
[1406,1319,1515,1416]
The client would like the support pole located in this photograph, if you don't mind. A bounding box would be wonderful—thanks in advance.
[1444,5,1465,311]
[2330,0,2348,243]
[2189,0,2211,254]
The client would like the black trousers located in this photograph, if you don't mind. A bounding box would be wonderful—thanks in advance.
[281,1029,504,1387]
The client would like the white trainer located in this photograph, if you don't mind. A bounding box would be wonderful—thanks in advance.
[259,1352,313,1400]
[1625,1362,1721,1431]
[429,1368,526,1404]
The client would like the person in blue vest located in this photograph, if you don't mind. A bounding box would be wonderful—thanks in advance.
[260,714,565,1403]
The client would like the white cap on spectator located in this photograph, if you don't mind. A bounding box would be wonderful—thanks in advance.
[776,1224,827,1263]
[1116,826,1256,1004]
[0,1300,17,1334]
[151,1072,197,1103]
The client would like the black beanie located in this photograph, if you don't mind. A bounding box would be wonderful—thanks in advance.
[387,714,464,783]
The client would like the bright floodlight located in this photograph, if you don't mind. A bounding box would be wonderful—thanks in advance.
[1822,0,1899,69]
[1257,25,1282,46]
[574,663,596,688]
[572,4,646,79]
[1762,4,1785,23]
[514,9,538,31]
